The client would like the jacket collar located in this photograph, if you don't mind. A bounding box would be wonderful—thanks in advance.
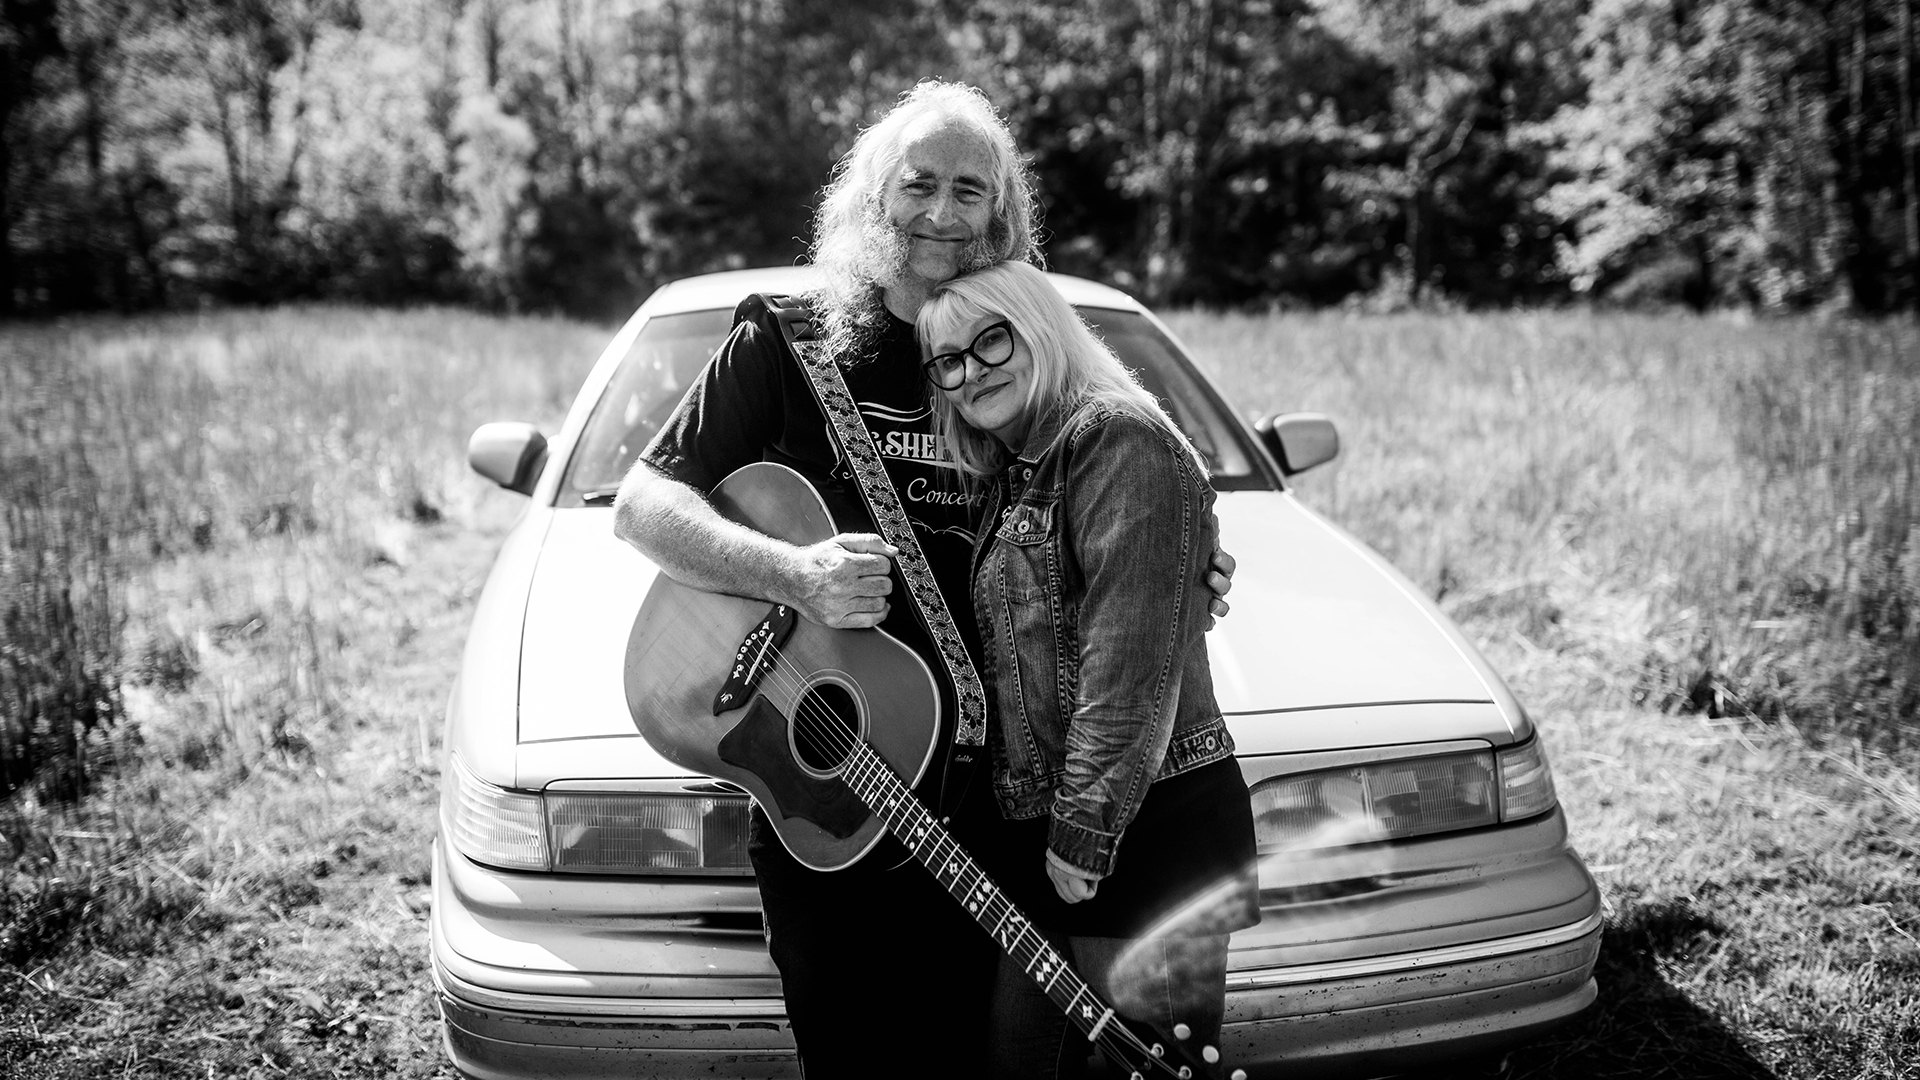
[1010,396,1074,467]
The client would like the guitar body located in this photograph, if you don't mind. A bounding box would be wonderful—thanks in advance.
[623,462,943,871]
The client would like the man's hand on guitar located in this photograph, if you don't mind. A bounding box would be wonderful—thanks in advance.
[789,533,897,629]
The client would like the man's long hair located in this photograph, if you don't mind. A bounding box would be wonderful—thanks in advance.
[810,81,1044,361]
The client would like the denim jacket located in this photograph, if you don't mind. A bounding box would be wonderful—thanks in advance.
[970,392,1235,880]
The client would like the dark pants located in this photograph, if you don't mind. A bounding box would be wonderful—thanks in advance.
[751,807,997,1079]
[986,931,1233,1080]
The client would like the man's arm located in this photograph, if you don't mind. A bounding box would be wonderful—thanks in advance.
[612,461,897,629]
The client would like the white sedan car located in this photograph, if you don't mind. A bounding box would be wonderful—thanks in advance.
[431,267,1601,1079]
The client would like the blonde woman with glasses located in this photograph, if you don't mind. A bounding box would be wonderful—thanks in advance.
[918,261,1258,1078]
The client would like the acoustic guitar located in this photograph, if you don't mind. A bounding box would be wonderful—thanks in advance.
[624,462,1244,1079]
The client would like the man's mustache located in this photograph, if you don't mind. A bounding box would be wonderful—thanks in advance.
[861,217,1000,283]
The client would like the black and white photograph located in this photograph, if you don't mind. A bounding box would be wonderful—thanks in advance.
[3,2,1916,1078]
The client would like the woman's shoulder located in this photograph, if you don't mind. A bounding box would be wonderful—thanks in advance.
[1064,392,1156,435]
[1063,393,1190,459]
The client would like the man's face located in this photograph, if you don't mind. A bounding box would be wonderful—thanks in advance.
[883,118,998,289]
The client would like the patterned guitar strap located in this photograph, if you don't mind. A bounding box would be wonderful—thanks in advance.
[759,293,986,820]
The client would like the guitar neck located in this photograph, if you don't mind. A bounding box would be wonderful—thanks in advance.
[839,743,1121,1041]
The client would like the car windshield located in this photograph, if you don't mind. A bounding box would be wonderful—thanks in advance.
[563,309,737,504]
[560,304,1272,505]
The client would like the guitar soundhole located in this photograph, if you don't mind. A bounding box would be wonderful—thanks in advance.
[791,681,861,774]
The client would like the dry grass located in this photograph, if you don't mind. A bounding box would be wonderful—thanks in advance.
[1168,308,1920,1078]
[1,306,603,1077]
[2,305,1916,1078]
[1171,309,1920,746]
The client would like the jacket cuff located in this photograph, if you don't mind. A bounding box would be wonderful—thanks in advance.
[1048,816,1120,879]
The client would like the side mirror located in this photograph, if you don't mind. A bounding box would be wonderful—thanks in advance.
[1254,413,1340,476]
[468,422,549,496]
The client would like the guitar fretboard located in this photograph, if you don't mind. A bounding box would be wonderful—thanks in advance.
[840,742,1130,1044]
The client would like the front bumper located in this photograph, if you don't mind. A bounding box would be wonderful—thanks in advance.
[1224,910,1599,1077]
[431,809,1602,1080]
[434,917,1598,1080]
[435,968,796,1080]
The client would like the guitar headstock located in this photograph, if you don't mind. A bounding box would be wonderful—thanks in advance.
[1101,1015,1247,1080]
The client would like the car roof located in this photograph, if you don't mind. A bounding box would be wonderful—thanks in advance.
[635,265,1149,318]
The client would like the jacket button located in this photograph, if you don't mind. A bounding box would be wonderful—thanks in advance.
[1205,735,1217,750]
[1022,468,1033,481]
[1016,520,1031,533]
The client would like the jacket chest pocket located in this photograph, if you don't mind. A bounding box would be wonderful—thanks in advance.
[996,500,1053,545]
[993,499,1056,605]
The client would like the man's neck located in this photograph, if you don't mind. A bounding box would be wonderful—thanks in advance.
[882,280,932,324]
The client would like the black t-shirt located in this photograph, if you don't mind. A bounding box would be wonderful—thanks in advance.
[639,299,994,854]
[640,299,986,647]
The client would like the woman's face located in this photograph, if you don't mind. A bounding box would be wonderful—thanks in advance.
[934,313,1036,450]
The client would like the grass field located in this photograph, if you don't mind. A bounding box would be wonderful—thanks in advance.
[2,305,1917,1078]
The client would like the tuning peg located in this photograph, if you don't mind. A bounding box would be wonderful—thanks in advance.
[1176,1069,1193,1079]
[1202,1045,1220,1064]
[1150,1043,1165,1058]
[1173,1022,1192,1040]
[1229,1070,1248,1080]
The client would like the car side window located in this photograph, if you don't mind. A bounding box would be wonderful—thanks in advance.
[561,309,737,504]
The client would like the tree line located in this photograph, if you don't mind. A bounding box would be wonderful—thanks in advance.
[4,0,1917,319]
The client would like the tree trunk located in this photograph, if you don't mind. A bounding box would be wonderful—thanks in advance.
[480,0,503,88]
[210,65,255,298]
[1403,157,1425,302]
[1901,0,1918,308]
[666,0,690,124]
[1137,0,1213,305]
[0,0,65,314]
[76,36,125,310]
[1832,0,1887,310]
[0,135,13,316]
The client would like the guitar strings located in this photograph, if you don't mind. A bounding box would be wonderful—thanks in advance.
[726,643,1195,1078]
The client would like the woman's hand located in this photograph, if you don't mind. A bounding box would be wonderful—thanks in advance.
[1045,850,1101,904]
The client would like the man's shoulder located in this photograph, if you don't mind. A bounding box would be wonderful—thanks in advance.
[705,292,824,383]
[732,290,828,346]
[726,294,785,351]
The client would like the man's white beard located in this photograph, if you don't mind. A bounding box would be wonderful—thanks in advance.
[858,216,998,293]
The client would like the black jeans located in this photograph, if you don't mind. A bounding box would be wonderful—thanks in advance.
[750,807,997,1079]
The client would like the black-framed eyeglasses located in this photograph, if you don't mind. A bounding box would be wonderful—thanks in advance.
[923,320,1016,390]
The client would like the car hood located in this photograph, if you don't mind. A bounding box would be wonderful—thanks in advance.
[512,492,1517,785]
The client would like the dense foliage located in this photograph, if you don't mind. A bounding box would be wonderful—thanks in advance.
[4,0,1917,317]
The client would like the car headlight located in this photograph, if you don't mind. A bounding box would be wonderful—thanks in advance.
[547,791,751,874]
[1250,739,1559,852]
[442,753,753,874]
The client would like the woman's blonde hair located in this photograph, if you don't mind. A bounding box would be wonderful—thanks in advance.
[916,262,1198,477]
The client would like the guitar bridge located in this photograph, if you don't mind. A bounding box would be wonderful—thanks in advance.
[712,603,798,714]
